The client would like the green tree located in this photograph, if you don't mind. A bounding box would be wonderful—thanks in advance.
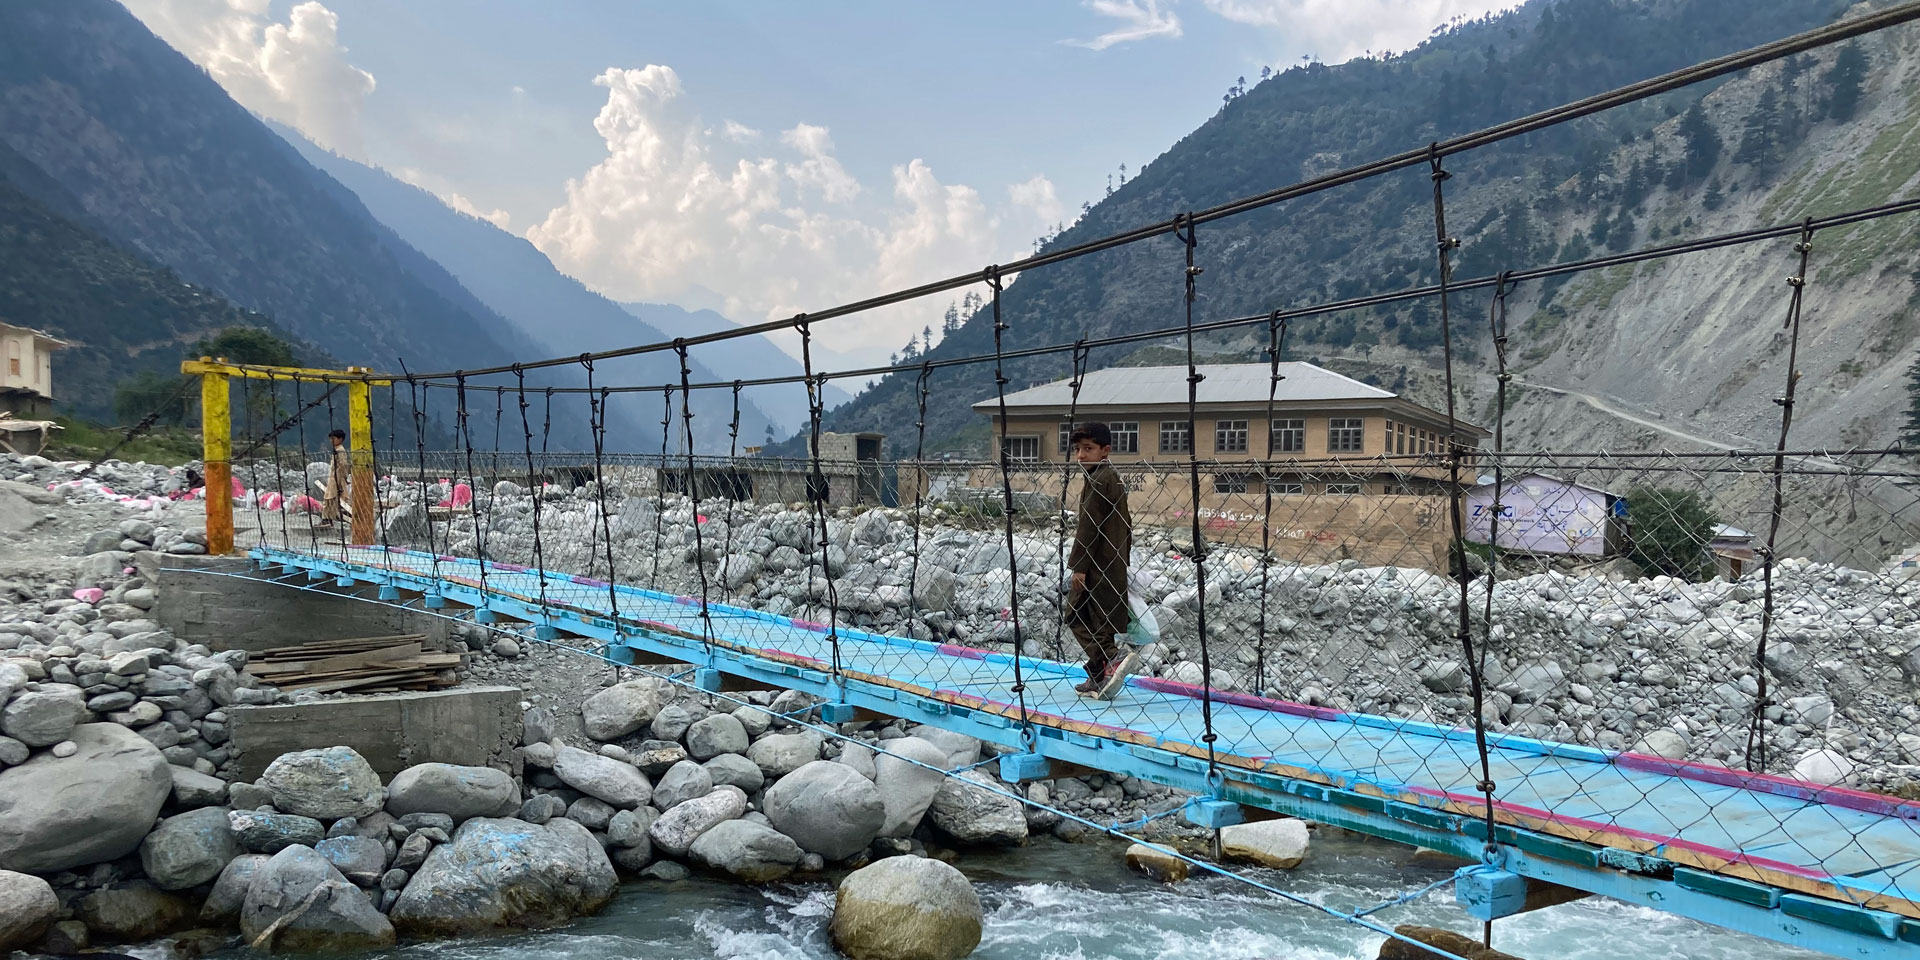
[1624,486,1719,581]
[1825,42,1867,122]
[190,326,298,366]
[111,370,191,428]
[1735,85,1782,169]
[1676,103,1721,184]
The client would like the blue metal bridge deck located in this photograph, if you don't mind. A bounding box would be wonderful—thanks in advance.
[259,543,1920,958]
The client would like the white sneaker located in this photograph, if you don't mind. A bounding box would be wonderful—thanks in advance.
[1092,649,1140,701]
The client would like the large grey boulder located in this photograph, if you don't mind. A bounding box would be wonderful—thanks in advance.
[77,881,193,943]
[926,769,1027,846]
[747,730,824,779]
[258,746,385,819]
[580,678,674,740]
[389,817,617,937]
[905,726,979,769]
[653,760,714,810]
[830,857,983,960]
[648,784,748,857]
[170,766,230,807]
[703,753,765,793]
[1219,819,1309,869]
[240,845,396,952]
[0,723,171,872]
[200,854,269,925]
[686,714,749,760]
[314,835,388,885]
[140,806,238,890]
[1,685,87,747]
[552,744,652,808]
[765,761,886,861]
[0,870,57,951]
[873,737,949,838]
[689,819,805,883]
[385,763,520,822]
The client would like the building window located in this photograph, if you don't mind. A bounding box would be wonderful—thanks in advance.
[1397,423,1407,455]
[1002,436,1040,463]
[1267,480,1304,495]
[1215,419,1249,454]
[1329,418,1365,453]
[1327,482,1363,495]
[1213,472,1259,494]
[6,341,18,377]
[1108,421,1140,454]
[1269,418,1304,453]
[1158,420,1192,454]
[1058,422,1077,456]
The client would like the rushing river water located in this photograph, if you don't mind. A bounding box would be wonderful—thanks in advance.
[181,831,1816,960]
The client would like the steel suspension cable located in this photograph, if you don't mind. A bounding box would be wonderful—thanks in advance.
[514,367,550,611]
[1746,219,1818,774]
[722,381,744,595]
[583,361,622,627]
[1480,274,1515,732]
[676,342,716,650]
[400,370,443,584]
[652,385,673,590]
[1056,341,1091,651]
[1428,148,1499,948]
[908,363,933,637]
[455,374,491,601]
[1256,310,1288,695]
[1176,216,1220,779]
[986,267,1033,729]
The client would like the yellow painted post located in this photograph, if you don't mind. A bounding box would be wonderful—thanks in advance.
[200,369,234,555]
[348,379,376,545]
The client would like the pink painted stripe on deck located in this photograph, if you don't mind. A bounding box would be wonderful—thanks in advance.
[1612,752,1920,821]
[1130,676,1349,722]
[936,643,993,661]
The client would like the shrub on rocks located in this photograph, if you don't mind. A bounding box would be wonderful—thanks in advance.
[689,819,804,883]
[765,760,886,861]
[580,678,673,740]
[241,845,396,952]
[0,869,58,951]
[140,806,239,890]
[77,881,193,943]
[1220,819,1310,869]
[0,722,171,873]
[926,769,1027,847]
[257,746,385,819]
[389,817,617,937]
[385,762,521,822]
[830,857,983,960]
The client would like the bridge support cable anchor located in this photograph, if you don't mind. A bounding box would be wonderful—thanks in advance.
[1745,219,1817,775]
[985,265,1033,731]
[1427,147,1506,941]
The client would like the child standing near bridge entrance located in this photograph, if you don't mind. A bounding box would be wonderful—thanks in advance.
[1067,423,1136,700]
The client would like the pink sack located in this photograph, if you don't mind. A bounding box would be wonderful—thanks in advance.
[260,492,283,511]
[72,588,104,605]
[231,476,246,497]
[450,483,473,508]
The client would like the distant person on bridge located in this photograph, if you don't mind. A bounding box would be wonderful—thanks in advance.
[320,428,350,527]
[1067,422,1136,699]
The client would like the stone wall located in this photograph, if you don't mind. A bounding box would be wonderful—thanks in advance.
[226,685,522,781]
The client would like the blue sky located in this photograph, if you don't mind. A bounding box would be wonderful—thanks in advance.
[120,0,1513,363]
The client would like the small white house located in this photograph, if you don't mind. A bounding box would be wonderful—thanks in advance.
[0,321,67,418]
[1464,472,1626,558]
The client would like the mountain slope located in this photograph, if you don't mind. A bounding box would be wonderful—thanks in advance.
[815,0,1873,454]
[618,301,854,435]
[272,128,776,449]
[0,0,603,447]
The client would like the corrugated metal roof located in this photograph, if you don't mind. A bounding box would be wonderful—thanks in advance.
[973,362,1394,409]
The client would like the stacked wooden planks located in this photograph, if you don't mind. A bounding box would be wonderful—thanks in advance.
[245,634,463,694]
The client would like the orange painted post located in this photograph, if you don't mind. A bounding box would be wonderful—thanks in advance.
[199,368,234,555]
[348,378,376,545]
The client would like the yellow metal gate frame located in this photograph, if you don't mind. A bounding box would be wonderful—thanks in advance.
[181,359,387,554]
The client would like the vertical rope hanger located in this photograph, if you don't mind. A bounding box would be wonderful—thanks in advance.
[797,315,846,681]
[323,383,345,555]
[513,366,550,613]
[908,363,933,638]
[722,381,744,592]
[1428,145,1499,949]
[1175,214,1221,779]
[1481,274,1516,714]
[985,267,1033,729]
[1746,219,1817,774]
[400,369,442,584]
[292,377,319,556]
[1256,310,1288,695]
[492,388,505,483]
[583,361,622,622]
[1056,340,1091,650]
[652,385,673,590]
[676,341,717,651]
[240,376,266,552]
[455,374,492,601]
[269,374,292,549]
[380,378,397,559]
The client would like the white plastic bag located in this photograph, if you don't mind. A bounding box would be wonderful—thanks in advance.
[1125,572,1160,647]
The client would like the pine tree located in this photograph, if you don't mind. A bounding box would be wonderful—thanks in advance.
[1703,179,1725,211]
[1678,103,1721,183]
[1735,86,1782,169]
[942,301,960,334]
[1826,42,1867,122]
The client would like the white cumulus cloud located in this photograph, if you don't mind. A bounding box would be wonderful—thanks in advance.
[1202,0,1518,62]
[120,0,377,159]
[527,65,1054,363]
[1066,0,1183,51]
[1008,175,1065,226]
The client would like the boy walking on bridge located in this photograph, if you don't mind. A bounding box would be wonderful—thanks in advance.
[1067,423,1136,699]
